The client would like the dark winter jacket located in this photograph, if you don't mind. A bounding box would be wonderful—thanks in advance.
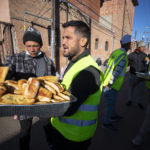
[128,49,148,74]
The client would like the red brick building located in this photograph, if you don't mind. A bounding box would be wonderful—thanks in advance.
[0,0,138,72]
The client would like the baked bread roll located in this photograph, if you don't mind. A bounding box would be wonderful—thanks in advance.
[18,79,27,94]
[50,99,60,103]
[14,89,22,95]
[24,78,40,99]
[62,90,72,97]
[38,87,52,97]
[36,87,52,102]
[57,92,71,101]
[1,93,35,105]
[0,67,9,83]
[36,96,51,102]
[41,82,56,95]
[52,81,64,92]
[37,76,58,82]
[4,80,19,89]
[53,94,66,101]
[44,81,60,93]
[0,84,7,97]
[4,80,19,93]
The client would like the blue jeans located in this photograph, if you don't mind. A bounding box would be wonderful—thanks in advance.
[128,73,145,104]
[103,87,118,124]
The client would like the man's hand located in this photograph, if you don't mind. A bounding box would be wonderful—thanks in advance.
[105,85,110,90]
[13,115,18,120]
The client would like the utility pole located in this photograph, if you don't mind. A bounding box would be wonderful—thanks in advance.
[142,31,145,41]
[134,30,137,41]
[51,0,60,72]
[132,30,137,51]
[122,0,126,37]
[89,18,91,53]
[51,0,55,63]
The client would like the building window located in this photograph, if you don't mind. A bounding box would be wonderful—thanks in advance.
[95,38,99,50]
[105,41,109,51]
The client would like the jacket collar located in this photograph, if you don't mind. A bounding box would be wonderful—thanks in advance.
[70,49,90,64]
[24,50,43,60]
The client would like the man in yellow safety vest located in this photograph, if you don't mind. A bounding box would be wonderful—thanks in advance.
[102,34,132,131]
[44,20,103,150]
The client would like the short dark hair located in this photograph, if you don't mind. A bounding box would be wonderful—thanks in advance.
[62,20,90,46]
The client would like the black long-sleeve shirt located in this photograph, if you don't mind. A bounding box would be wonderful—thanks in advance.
[64,50,101,116]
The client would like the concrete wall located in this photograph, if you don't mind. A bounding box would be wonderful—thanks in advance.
[0,0,10,23]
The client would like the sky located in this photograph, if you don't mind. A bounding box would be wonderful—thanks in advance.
[132,0,150,42]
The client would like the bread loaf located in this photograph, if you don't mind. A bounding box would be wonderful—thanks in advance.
[1,93,35,105]
[53,94,66,101]
[57,92,71,101]
[4,80,19,89]
[4,80,19,93]
[24,78,40,99]
[36,87,52,102]
[0,67,9,83]
[41,82,56,95]
[37,76,58,82]
[0,84,7,97]
[44,81,60,93]
[52,81,64,92]
[18,79,27,94]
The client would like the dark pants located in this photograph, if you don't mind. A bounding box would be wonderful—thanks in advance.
[19,118,32,150]
[19,117,50,150]
[44,122,91,150]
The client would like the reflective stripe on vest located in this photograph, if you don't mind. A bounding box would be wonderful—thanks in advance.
[59,117,97,127]
[78,104,99,111]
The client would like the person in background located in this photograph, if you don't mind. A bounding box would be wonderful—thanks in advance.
[44,20,103,150]
[4,26,56,150]
[127,41,148,109]
[102,34,131,131]
[132,61,150,146]
[96,57,102,66]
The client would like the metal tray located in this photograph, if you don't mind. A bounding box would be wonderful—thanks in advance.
[135,72,150,79]
[0,96,77,117]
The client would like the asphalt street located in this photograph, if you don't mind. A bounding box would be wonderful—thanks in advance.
[0,72,150,150]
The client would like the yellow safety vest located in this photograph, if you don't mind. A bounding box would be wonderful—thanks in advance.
[51,55,103,142]
[103,49,128,91]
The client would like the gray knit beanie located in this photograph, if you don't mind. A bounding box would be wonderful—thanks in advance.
[23,26,43,46]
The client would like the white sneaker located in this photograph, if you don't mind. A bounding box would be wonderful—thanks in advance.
[132,135,143,146]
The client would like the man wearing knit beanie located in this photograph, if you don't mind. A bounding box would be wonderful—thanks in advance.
[4,26,56,150]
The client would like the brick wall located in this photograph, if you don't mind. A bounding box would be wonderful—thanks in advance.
[0,0,136,69]
[68,0,100,22]
[9,0,52,57]
[98,0,136,62]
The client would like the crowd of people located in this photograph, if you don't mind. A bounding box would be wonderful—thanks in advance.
[0,20,150,150]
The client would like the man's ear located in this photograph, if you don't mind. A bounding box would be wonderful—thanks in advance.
[80,37,88,47]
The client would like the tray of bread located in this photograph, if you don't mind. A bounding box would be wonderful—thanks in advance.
[0,67,77,117]
[135,72,150,79]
